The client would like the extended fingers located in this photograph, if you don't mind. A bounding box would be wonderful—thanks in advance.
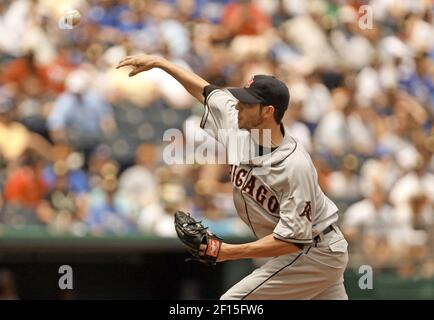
[128,66,148,77]
[116,56,134,69]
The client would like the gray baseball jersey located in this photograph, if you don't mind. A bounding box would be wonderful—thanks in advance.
[200,87,348,300]
[200,88,339,244]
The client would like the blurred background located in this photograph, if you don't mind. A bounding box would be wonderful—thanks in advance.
[1,0,434,299]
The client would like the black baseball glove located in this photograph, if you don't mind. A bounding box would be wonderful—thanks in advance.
[174,211,223,266]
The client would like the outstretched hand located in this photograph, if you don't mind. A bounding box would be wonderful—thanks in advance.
[116,54,162,77]
[116,53,208,103]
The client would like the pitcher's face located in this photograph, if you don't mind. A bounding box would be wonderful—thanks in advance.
[235,101,265,130]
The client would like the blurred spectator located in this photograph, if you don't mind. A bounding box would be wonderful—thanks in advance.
[86,163,135,234]
[327,154,362,202]
[138,182,187,237]
[47,69,116,151]
[399,193,434,231]
[88,0,143,31]
[280,3,336,68]
[399,52,434,111]
[283,101,312,152]
[270,0,292,28]
[117,143,159,217]
[359,146,401,196]
[3,152,47,210]
[314,87,375,156]
[330,5,375,70]
[342,187,401,268]
[299,69,332,134]
[87,144,113,181]
[390,154,434,207]
[0,50,49,94]
[195,193,250,237]
[36,164,87,233]
[0,93,52,163]
[220,0,271,38]
[342,188,398,243]
[42,144,89,195]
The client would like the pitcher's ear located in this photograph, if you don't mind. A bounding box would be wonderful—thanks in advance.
[261,104,275,118]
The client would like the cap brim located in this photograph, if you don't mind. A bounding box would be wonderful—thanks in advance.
[227,88,263,104]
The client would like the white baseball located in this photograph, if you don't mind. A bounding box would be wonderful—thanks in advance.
[59,9,81,29]
[66,9,81,26]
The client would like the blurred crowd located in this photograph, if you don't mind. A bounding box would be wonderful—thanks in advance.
[1,0,434,277]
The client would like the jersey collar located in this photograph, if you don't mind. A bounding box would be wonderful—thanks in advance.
[240,124,298,167]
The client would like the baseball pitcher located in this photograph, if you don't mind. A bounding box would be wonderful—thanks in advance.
[117,54,349,300]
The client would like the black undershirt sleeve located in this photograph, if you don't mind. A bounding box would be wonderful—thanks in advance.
[202,84,220,101]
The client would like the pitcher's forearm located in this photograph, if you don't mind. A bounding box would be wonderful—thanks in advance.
[217,234,301,262]
[157,58,209,104]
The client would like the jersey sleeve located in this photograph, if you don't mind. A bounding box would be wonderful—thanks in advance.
[200,85,238,148]
[273,160,314,244]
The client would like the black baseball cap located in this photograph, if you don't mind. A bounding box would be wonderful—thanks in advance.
[227,75,290,112]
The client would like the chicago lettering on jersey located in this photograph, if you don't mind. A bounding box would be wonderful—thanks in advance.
[230,165,279,215]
